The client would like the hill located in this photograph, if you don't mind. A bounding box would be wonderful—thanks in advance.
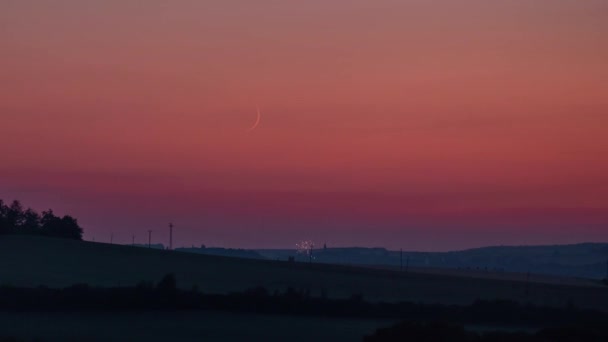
[176,246,265,259]
[256,243,608,279]
[1,236,607,311]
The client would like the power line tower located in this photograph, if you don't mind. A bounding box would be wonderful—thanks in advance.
[169,223,174,250]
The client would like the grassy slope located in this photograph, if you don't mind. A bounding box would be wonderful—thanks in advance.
[1,236,607,310]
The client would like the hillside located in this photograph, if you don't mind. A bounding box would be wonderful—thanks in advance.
[256,243,608,279]
[1,236,607,311]
[176,246,265,259]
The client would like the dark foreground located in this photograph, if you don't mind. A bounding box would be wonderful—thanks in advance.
[0,311,389,342]
[2,236,607,340]
[1,279,608,341]
[2,236,606,310]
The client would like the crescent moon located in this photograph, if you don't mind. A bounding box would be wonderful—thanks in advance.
[248,106,261,131]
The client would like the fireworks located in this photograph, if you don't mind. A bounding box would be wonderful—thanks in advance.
[296,240,315,258]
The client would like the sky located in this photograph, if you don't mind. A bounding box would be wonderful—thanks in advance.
[1,0,607,250]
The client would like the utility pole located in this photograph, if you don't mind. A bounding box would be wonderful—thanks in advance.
[148,230,152,248]
[309,243,314,263]
[169,223,173,250]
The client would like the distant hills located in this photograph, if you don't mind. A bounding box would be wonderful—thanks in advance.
[210,243,607,280]
[130,242,608,280]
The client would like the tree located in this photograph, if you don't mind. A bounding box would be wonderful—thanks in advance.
[7,200,24,231]
[0,199,83,240]
[21,209,41,234]
[157,273,177,293]
[58,215,83,240]
[41,210,83,240]
[157,273,178,303]
[40,209,60,235]
[0,200,28,234]
[0,200,9,234]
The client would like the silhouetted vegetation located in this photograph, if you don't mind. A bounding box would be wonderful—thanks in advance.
[1,275,608,333]
[2,274,608,340]
[0,199,83,240]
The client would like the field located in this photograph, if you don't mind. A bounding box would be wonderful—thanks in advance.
[1,236,607,310]
[0,311,392,342]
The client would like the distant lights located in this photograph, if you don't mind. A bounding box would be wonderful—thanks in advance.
[296,240,315,259]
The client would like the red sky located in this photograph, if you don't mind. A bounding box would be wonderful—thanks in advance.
[1,1,607,250]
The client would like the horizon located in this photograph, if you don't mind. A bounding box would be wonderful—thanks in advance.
[2,0,607,251]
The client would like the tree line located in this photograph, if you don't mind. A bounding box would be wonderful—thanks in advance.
[0,199,83,240]
[1,275,608,340]
[1,274,606,327]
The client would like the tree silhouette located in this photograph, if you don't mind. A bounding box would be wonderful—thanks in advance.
[157,273,177,293]
[21,208,41,234]
[41,210,83,240]
[0,200,10,234]
[0,199,83,240]
[156,273,178,303]
[7,201,25,229]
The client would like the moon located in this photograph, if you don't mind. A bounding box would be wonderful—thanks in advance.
[248,106,261,131]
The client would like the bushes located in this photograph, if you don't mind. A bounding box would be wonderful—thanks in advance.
[2,274,608,340]
[2,273,607,340]
[1,276,607,329]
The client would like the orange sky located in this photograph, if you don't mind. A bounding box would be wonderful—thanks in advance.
[1,0,607,249]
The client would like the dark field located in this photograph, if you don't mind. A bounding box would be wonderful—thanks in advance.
[1,236,607,309]
[0,311,391,342]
